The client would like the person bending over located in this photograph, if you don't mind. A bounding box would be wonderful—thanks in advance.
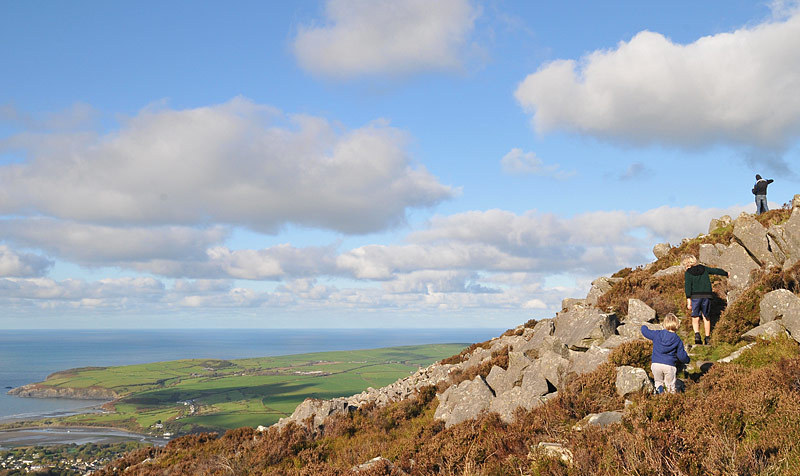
[683,255,728,345]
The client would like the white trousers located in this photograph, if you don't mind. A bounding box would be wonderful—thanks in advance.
[651,362,677,393]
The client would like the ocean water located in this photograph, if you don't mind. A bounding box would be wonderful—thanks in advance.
[0,328,502,423]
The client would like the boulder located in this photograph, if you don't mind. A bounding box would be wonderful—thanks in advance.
[485,365,518,395]
[585,277,620,305]
[554,305,618,350]
[708,215,732,234]
[653,243,671,260]
[742,320,788,342]
[531,350,571,390]
[536,442,574,466]
[520,366,551,396]
[794,194,800,210]
[507,350,535,373]
[488,387,546,423]
[615,366,653,397]
[773,208,800,270]
[276,398,353,431]
[718,343,757,364]
[434,376,495,428]
[561,298,585,310]
[599,335,632,349]
[352,457,406,475]
[513,319,555,355]
[733,214,782,267]
[616,324,648,340]
[783,305,800,343]
[627,298,656,323]
[704,242,760,302]
[759,289,800,325]
[568,345,611,375]
[653,265,683,278]
[574,410,624,430]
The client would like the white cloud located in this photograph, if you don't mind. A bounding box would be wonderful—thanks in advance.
[515,11,800,152]
[500,148,574,179]
[293,0,478,78]
[0,245,52,277]
[0,98,455,235]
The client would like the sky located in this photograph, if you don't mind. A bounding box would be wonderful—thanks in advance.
[1,0,799,329]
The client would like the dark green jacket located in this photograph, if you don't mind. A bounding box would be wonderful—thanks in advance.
[684,265,728,298]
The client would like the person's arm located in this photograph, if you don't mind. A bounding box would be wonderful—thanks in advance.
[685,273,692,311]
[767,179,774,184]
[640,325,655,341]
[707,267,728,277]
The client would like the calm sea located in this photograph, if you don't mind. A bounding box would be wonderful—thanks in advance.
[0,328,502,423]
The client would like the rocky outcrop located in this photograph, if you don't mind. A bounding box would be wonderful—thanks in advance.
[615,366,653,397]
[8,384,118,400]
[699,241,760,302]
[733,214,783,268]
[554,304,617,350]
[434,376,495,428]
[652,243,671,260]
[708,215,732,234]
[742,321,787,342]
[585,277,620,305]
[759,289,800,325]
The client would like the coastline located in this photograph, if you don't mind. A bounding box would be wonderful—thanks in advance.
[0,425,169,449]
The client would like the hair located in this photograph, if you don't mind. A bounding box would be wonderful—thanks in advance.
[756,174,762,180]
[663,313,680,332]
[681,254,697,268]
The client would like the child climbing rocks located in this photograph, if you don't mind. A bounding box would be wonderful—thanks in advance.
[641,313,690,394]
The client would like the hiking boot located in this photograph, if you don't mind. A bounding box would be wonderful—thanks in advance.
[654,385,664,395]
[694,332,702,345]
[704,336,711,346]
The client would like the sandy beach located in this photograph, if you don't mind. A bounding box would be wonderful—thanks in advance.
[0,426,168,449]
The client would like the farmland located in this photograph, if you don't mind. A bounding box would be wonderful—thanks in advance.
[8,344,465,435]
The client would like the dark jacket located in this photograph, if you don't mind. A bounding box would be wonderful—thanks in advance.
[685,264,728,298]
[753,178,773,195]
[641,326,690,366]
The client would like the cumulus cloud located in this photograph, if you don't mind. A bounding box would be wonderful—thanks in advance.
[500,148,574,179]
[515,11,800,155]
[0,246,52,277]
[293,0,478,78]
[0,98,454,234]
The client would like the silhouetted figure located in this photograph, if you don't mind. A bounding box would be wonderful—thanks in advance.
[752,174,773,214]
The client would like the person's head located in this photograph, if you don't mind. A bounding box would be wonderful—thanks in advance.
[663,313,680,332]
[756,174,763,180]
[681,254,697,269]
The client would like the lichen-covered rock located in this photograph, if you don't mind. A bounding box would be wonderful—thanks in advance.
[434,376,495,428]
[653,243,671,259]
[554,305,617,350]
[627,298,656,323]
[708,215,732,234]
[568,345,611,375]
[574,410,624,430]
[275,398,353,431]
[615,366,653,397]
[653,264,683,278]
[585,277,619,305]
[742,320,788,342]
[760,289,800,325]
[489,387,546,423]
[733,214,782,267]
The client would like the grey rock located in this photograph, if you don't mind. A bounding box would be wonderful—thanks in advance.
[773,208,800,270]
[627,298,656,323]
[561,298,585,310]
[718,343,757,363]
[507,350,534,373]
[585,277,619,305]
[514,319,556,355]
[759,289,800,325]
[615,366,653,397]
[653,265,683,278]
[783,303,800,343]
[489,387,546,423]
[434,376,494,428]
[733,214,782,267]
[554,305,618,350]
[708,215,732,234]
[574,410,624,430]
[742,320,788,342]
[653,243,671,259]
[520,366,550,396]
[794,194,800,210]
[531,350,571,390]
[599,334,632,349]
[616,323,649,340]
[568,345,611,375]
[276,398,353,431]
[486,365,517,395]
[536,442,574,465]
[352,457,406,475]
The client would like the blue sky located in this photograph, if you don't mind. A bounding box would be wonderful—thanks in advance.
[1,0,799,329]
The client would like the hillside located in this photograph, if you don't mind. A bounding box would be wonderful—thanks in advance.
[90,203,800,476]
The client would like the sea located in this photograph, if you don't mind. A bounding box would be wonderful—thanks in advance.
[0,328,502,425]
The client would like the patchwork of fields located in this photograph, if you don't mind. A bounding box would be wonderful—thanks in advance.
[17,344,466,434]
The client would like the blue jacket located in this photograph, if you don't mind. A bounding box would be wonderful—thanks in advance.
[641,326,690,367]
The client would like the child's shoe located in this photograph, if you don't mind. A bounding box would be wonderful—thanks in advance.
[704,335,711,346]
[654,385,664,395]
[694,332,702,345]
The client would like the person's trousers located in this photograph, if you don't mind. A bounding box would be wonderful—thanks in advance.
[756,194,768,214]
[652,362,677,393]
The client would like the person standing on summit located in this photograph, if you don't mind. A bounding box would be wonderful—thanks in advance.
[683,255,728,346]
[752,174,773,214]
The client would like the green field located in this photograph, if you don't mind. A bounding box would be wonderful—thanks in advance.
[21,344,466,435]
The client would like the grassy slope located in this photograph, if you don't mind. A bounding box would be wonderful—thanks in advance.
[12,344,467,434]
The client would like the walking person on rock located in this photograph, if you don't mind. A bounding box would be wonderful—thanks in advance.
[683,255,728,345]
[641,313,689,394]
[752,174,773,214]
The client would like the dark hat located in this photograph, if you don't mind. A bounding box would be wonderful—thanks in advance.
[756,174,762,180]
